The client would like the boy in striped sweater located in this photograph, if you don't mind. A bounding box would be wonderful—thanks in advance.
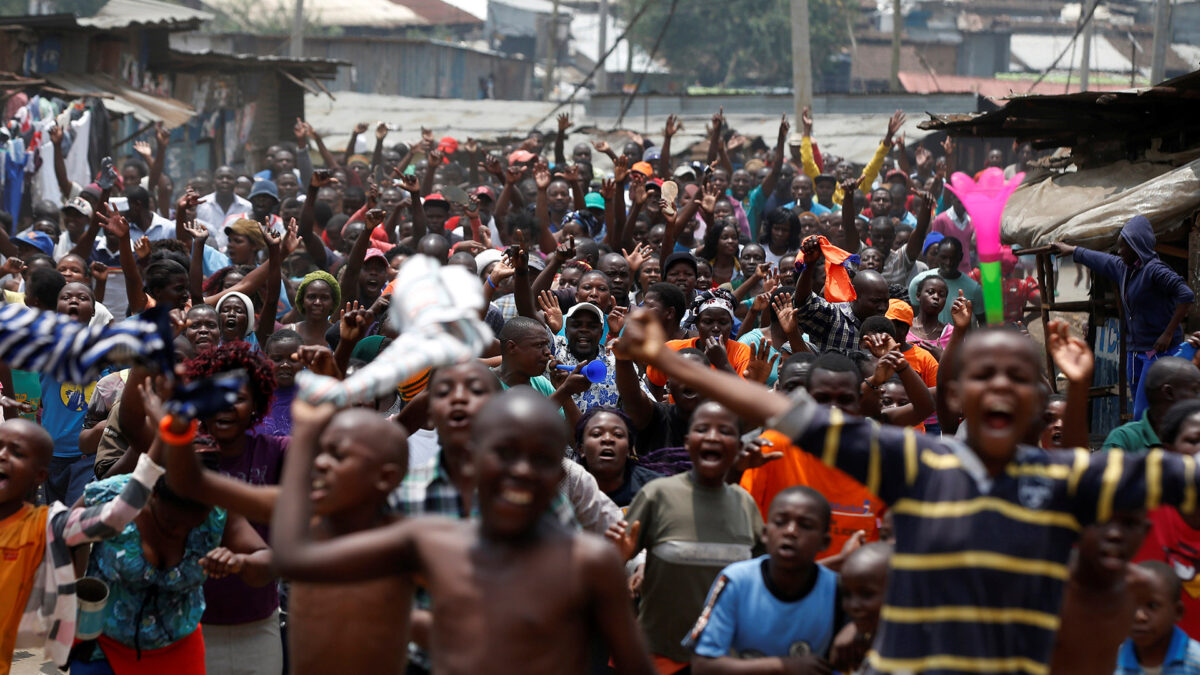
[613,307,1200,675]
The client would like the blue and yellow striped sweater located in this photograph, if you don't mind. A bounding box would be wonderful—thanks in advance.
[772,401,1197,675]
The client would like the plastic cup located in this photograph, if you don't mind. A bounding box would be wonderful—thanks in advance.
[75,577,109,640]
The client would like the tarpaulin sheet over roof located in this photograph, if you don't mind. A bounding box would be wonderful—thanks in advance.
[43,73,195,129]
[1001,157,1200,250]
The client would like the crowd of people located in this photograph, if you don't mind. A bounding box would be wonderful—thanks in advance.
[1,103,1199,675]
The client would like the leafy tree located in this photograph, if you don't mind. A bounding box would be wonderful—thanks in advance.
[620,0,854,88]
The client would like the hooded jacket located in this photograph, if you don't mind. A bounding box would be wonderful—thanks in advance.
[1072,215,1194,351]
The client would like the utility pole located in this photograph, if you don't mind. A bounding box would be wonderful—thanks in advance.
[597,0,608,93]
[1150,0,1171,83]
[790,0,814,122]
[545,0,561,101]
[890,0,901,92]
[289,0,304,58]
[1080,0,1095,91]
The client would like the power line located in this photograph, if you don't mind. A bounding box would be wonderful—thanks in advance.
[526,0,656,132]
[613,0,679,129]
[1024,0,1101,94]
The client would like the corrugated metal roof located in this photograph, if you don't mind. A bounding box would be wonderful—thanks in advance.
[167,48,347,76]
[1009,32,1134,74]
[77,0,212,30]
[391,0,482,25]
[43,72,195,128]
[203,0,426,28]
[898,71,1130,98]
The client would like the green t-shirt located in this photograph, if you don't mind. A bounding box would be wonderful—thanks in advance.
[1102,414,1160,454]
[626,471,765,662]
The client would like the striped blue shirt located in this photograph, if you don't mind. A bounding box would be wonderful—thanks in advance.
[771,399,1200,675]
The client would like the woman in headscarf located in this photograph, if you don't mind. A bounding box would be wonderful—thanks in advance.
[284,270,340,346]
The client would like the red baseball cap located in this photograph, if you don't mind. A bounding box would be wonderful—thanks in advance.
[437,136,458,157]
[471,185,496,201]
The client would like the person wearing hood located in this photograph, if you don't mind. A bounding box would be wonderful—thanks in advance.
[1050,215,1194,392]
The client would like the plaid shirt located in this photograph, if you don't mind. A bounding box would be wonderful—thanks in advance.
[796,293,861,354]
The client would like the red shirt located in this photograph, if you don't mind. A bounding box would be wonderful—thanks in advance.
[1134,506,1200,639]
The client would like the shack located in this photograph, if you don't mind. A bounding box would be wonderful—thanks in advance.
[920,71,1200,437]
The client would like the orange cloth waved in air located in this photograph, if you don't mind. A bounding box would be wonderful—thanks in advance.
[740,429,884,558]
[805,235,857,303]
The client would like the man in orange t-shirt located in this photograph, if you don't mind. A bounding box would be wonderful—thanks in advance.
[740,429,884,560]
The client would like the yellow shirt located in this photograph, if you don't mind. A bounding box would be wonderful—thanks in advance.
[800,136,891,206]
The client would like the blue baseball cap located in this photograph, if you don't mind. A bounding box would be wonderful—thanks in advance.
[248,179,279,202]
[13,230,54,256]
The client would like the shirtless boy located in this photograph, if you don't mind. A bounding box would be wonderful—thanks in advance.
[270,387,655,675]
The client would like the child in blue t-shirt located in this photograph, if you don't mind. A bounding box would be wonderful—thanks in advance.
[1116,561,1200,675]
[685,486,842,671]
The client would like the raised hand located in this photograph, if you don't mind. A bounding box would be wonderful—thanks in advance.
[311,169,334,189]
[427,149,443,166]
[395,171,420,195]
[0,257,25,278]
[629,173,648,206]
[776,114,790,147]
[480,153,503,179]
[800,236,821,266]
[1047,320,1093,385]
[294,117,309,142]
[49,124,63,146]
[504,163,525,185]
[699,182,719,214]
[622,243,651,272]
[608,305,628,336]
[664,114,682,138]
[732,436,784,474]
[132,140,153,161]
[155,123,169,147]
[561,163,581,183]
[533,162,552,190]
[743,338,778,383]
[365,208,386,227]
[949,290,972,331]
[771,294,797,334]
[354,122,369,135]
[915,146,933,169]
[283,218,301,255]
[801,106,814,135]
[182,220,209,244]
[375,122,389,140]
[941,136,955,157]
[103,212,131,239]
[338,301,373,342]
[609,308,665,363]
[605,519,642,561]
[294,345,339,377]
[592,140,612,155]
[553,234,576,263]
[885,110,907,144]
[557,113,571,133]
[133,237,151,261]
[262,223,282,253]
[89,261,108,282]
[464,137,479,154]
[612,155,630,184]
[600,178,617,202]
[862,333,892,359]
[538,291,563,332]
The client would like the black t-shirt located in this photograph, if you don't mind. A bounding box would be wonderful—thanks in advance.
[635,402,690,456]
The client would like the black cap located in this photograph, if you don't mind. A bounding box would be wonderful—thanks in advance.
[814,173,836,186]
[663,251,699,275]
